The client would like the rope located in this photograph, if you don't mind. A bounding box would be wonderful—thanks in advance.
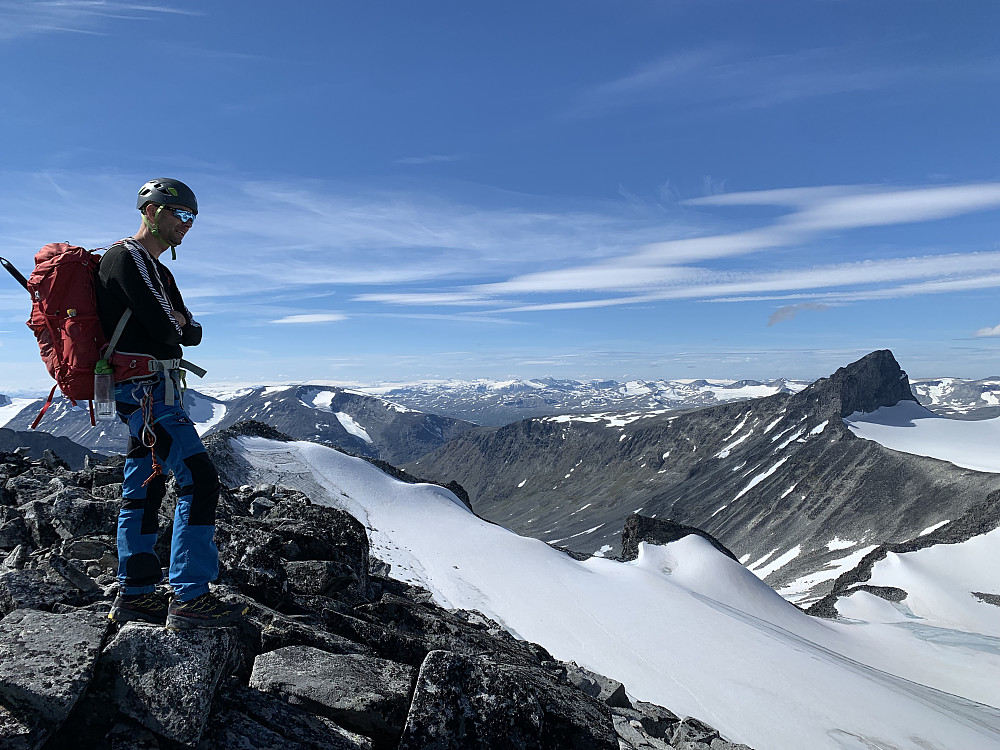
[139,387,163,488]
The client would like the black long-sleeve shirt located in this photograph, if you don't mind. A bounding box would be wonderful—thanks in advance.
[96,238,202,360]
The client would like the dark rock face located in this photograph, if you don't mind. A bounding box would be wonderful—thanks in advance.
[797,349,917,418]
[620,514,739,563]
[204,679,373,749]
[0,446,753,750]
[251,647,414,746]
[407,350,1000,602]
[398,649,618,750]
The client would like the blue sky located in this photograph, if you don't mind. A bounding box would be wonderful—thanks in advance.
[2,1,1000,393]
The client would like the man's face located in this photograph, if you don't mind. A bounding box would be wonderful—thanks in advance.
[152,203,196,246]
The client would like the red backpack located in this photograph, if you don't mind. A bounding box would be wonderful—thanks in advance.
[24,243,109,426]
[2,244,132,427]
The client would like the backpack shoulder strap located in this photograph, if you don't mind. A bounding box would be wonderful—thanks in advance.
[106,309,131,358]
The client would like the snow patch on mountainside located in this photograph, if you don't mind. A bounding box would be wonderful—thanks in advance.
[335,412,373,443]
[777,545,880,601]
[0,398,36,428]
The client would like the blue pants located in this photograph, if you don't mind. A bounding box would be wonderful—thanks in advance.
[115,375,220,602]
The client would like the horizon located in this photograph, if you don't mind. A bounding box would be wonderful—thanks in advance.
[2,358,996,402]
[3,2,1000,390]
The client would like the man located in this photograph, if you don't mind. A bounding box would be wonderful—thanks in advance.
[98,178,245,629]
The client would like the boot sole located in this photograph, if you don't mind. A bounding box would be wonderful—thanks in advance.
[108,607,167,626]
[165,606,248,630]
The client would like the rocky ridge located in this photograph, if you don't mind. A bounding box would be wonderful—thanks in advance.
[0,425,753,750]
[0,428,104,471]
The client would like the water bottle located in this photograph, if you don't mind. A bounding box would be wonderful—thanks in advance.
[93,359,116,422]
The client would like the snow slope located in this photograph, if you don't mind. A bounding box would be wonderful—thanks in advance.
[0,398,37,429]
[236,437,1000,750]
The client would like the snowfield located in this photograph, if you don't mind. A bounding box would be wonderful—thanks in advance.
[845,399,1000,473]
[236,434,1000,750]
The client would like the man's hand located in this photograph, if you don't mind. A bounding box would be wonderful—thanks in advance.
[172,311,187,328]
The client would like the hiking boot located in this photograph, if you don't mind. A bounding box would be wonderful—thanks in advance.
[165,592,248,630]
[109,590,169,625]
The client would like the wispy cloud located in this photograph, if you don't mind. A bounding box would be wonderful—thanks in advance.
[394,154,464,166]
[0,1,200,41]
[4,171,1000,332]
[492,252,1000,314]
[354,292,508,306]
[271,314,347,324]
[574,45,1000,118]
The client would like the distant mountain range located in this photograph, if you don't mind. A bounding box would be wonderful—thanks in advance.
[909,376,1000,417]
[2,373,998,462]
[361,377,812,426]
[0,385,476,466]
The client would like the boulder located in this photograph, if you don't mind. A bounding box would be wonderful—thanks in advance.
[318,606,432,667]
[398,649,618,750]
[0,609,109,749]
[17,501,58,549]
[202,680,373,750]
[672,716,721,746]
[47,488,118,539]
[41,450,70,472]
[215,520,291,607]
[241,598,370,660]
[0,516,30,551]
[3,473,48,505]
[613,712,673,749]
[564,661,631,708]
[0,569,79,617]
[355,594,546,669]
[1,545,30,573]
[60,537,113,562]
[262,501,371,601]
[249,645,415,746]
[43,554,101,595]
[101,622,241,746]
[284,560,359,596]
[615,701,680,741]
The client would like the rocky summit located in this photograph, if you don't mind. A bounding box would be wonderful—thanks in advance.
[0,424,752,750]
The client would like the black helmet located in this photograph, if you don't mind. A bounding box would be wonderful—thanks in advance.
[136,178,198,214]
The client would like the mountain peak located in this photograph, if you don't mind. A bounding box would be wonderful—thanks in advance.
[799,349,918,417]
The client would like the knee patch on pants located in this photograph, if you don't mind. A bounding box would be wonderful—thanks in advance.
[181,452,220,527]
[120,474,167,536]
[124,552,162,588]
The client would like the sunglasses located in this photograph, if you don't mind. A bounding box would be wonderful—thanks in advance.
[169,208,197,223]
